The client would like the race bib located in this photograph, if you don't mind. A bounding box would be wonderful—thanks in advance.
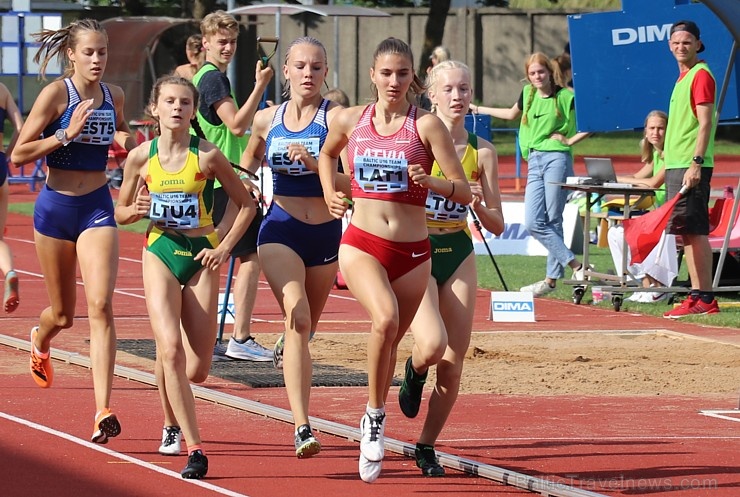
[149,192,200,229]
[268,137,320,176]
[76,109,115,145]
[426,190,468,222]
[354,155,408,193]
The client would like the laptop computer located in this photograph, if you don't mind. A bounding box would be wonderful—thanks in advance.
[584,157,617,185]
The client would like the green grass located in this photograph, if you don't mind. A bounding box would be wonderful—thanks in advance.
[476,246,740,329]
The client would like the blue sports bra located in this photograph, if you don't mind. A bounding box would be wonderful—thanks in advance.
[264,99,329,198]
[44,78,116,172]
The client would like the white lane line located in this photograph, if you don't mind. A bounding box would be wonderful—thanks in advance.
[440,435,740,443]
[0,411,251,497]
[699,410,740,423]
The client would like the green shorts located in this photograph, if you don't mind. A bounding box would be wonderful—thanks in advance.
[429,230,474,285]
[146,226,220,285]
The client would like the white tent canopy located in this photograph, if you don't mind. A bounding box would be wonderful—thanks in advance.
[227,3,390,101]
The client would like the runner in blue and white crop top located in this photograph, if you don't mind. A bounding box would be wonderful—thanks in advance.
[264,98,330,197]
[43,78,116,171]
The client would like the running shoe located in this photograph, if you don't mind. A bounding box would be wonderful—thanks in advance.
[91,408,121,444]
[294,424,321,459]
[642,291,670,304]
[520,280,554,297]
[359,411,385,462]
[158,426,182,456]
[398,356,426,419]
[29,327,53,388]
[272,331,316,369]
[4,270,19,313]
[415,444,445,477]
[225,336,272,362]
[359,453,382,483]
[181,450,208,479]
[664,297,719,319]
[272,333,285,369]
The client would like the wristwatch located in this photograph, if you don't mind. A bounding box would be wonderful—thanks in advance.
[54,128,71,147]
[692,155,704,165]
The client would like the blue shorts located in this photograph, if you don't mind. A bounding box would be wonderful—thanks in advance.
[0,151,7,187]
[34,184,116,242]
[258,202,342,267]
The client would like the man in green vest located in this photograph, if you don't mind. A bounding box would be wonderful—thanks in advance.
[663,20,719,318]
[194,10,275,356]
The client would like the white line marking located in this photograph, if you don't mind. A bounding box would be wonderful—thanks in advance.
[0,411,251,497]
[699,410,740,423]
[440,435,740,443]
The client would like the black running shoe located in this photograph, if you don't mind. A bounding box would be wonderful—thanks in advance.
[181,450,208,479]
[415,444,445,477]
[398,356,427,418]
[294,424,321,458]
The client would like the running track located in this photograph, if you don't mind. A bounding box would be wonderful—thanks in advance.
[1,172,739,496]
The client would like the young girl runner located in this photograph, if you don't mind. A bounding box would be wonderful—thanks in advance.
[115,75,255,479]
[12,19,136,443]
[401,60,504,476]
[318,37,471,483]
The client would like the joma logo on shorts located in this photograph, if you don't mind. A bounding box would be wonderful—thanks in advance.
[173,249,192,256]
[434,247,452,254]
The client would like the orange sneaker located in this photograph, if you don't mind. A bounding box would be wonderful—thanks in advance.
[4,270,19,313]
[29,327,53,388]
[91,408,121,444]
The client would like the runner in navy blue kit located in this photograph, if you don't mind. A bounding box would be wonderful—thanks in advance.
[11,19,137,443]
[318,37,471,483]
[242,36,350,459]
[0,82,24,313]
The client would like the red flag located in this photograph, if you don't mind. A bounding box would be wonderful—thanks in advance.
[623,186,687,264]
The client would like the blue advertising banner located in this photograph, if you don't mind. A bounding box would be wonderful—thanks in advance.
[568,0,739,132]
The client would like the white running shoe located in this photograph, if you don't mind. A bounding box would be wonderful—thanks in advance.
[225,337,272,362]
[520,280,555,297]
[626,291,644,302]
[359,412,385,462]
[158,426,182,456]
[359,453,382,483]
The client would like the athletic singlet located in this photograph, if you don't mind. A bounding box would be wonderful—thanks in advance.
[145,135,214,230]
[0,107,6,127]
[426,132,479,229]
[265,99,329,198]
[44,78,116,171]
[347,104,432,207]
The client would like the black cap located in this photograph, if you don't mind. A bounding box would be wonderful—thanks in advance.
[670,20,705,53]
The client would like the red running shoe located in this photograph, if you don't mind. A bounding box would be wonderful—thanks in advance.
[664,296,719,319]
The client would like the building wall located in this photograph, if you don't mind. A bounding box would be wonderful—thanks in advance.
[255,7,591,107]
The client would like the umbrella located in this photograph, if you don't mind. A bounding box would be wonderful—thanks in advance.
[623,185,688,264]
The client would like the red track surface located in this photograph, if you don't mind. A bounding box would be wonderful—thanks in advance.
[2,169,739,496]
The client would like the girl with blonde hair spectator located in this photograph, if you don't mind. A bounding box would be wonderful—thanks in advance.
[470,52,589,296]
